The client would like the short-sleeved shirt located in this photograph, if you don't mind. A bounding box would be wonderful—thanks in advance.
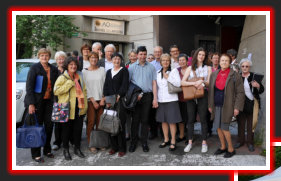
[150,59,162,72]
[129,60,157,93]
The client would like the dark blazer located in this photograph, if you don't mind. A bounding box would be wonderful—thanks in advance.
[208,68,245,124]
[24,62,59,108]
[98,58,125,68]
[103,68,129,98]
[122,82,142,111]
[241,72,264,108]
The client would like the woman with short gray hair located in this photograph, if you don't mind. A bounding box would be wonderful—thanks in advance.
[234,58,264,152]
[52,51,67,151]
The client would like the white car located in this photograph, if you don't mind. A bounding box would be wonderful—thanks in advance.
[16,59,56,128]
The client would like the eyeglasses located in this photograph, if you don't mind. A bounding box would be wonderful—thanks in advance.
[241,65,249,68]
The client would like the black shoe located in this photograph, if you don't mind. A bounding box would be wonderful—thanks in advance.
[142,143,149,152]
[33,157,44,163]
[234,142,244,149]
[129,144,137,152]
[63,149,72,160]
[74,147,85,158]
[176,137,185,143]
[43,152,54,158]
[214,148,227,155]
[169,144,176,151]
[224,150,236,158]
[248,144,255,152]
[159,141,170,148]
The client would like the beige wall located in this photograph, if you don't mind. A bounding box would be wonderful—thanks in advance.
[237,15,266,148]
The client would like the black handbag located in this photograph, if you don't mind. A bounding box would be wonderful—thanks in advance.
[16,114,46,148]
[98,107,121,136]
[89,129,110,148]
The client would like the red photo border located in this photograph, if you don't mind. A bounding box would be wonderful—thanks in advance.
[7,6,275,180]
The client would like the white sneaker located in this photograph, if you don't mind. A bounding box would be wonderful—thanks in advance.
[52,145,59,151]
[201,144,208,153]
[184,144,192,152]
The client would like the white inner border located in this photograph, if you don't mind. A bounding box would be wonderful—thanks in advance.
[12,10,271,171]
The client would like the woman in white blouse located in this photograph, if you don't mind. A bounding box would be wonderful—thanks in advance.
[156,53,182,151]
[82,52,106,153]
[181,47,212,153]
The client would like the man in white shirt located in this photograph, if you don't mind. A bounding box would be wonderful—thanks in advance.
[170,45,180,69]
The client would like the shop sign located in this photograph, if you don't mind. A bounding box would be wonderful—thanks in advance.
[92,18,125,35]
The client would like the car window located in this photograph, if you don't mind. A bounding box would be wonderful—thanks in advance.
[16,62,34,82]
[16,61,57,82]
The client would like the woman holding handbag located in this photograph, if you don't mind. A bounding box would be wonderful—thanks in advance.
[208,54,245,158]
[234,58,264,152]
[156,53,182,151]
[54,57,88,160]
[103,52,129,157]
[82,52,106,153]
[24,48,59,163]
[181,47,212,153]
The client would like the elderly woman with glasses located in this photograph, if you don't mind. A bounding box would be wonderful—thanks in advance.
[208,54,245,158]
[234,58,264,152]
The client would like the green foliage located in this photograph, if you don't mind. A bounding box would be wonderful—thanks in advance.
[275,146,281,169]
[16,15,86,58]
[260,149,266,156]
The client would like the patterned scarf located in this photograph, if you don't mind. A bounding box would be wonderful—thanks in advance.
[74,73,85,109]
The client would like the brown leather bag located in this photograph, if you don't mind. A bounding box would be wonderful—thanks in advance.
[182,70,204,100]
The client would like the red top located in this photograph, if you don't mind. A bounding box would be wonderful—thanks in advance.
[215,68,230,90]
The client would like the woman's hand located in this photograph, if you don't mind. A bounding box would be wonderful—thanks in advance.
[194,79,203,88]
[106,103,112,108]
[28,104,36,114]
[99,98,105,107]
[152,99,158,108]
[93,101,100,110]
[251,80,260,89]
[208,108,212,113]
[197,84,204,90]
[234,109,239,117]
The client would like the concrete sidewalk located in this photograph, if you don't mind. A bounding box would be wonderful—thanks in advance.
[16,122,266,167]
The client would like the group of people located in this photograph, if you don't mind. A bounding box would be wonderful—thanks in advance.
[23,42,264,163]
